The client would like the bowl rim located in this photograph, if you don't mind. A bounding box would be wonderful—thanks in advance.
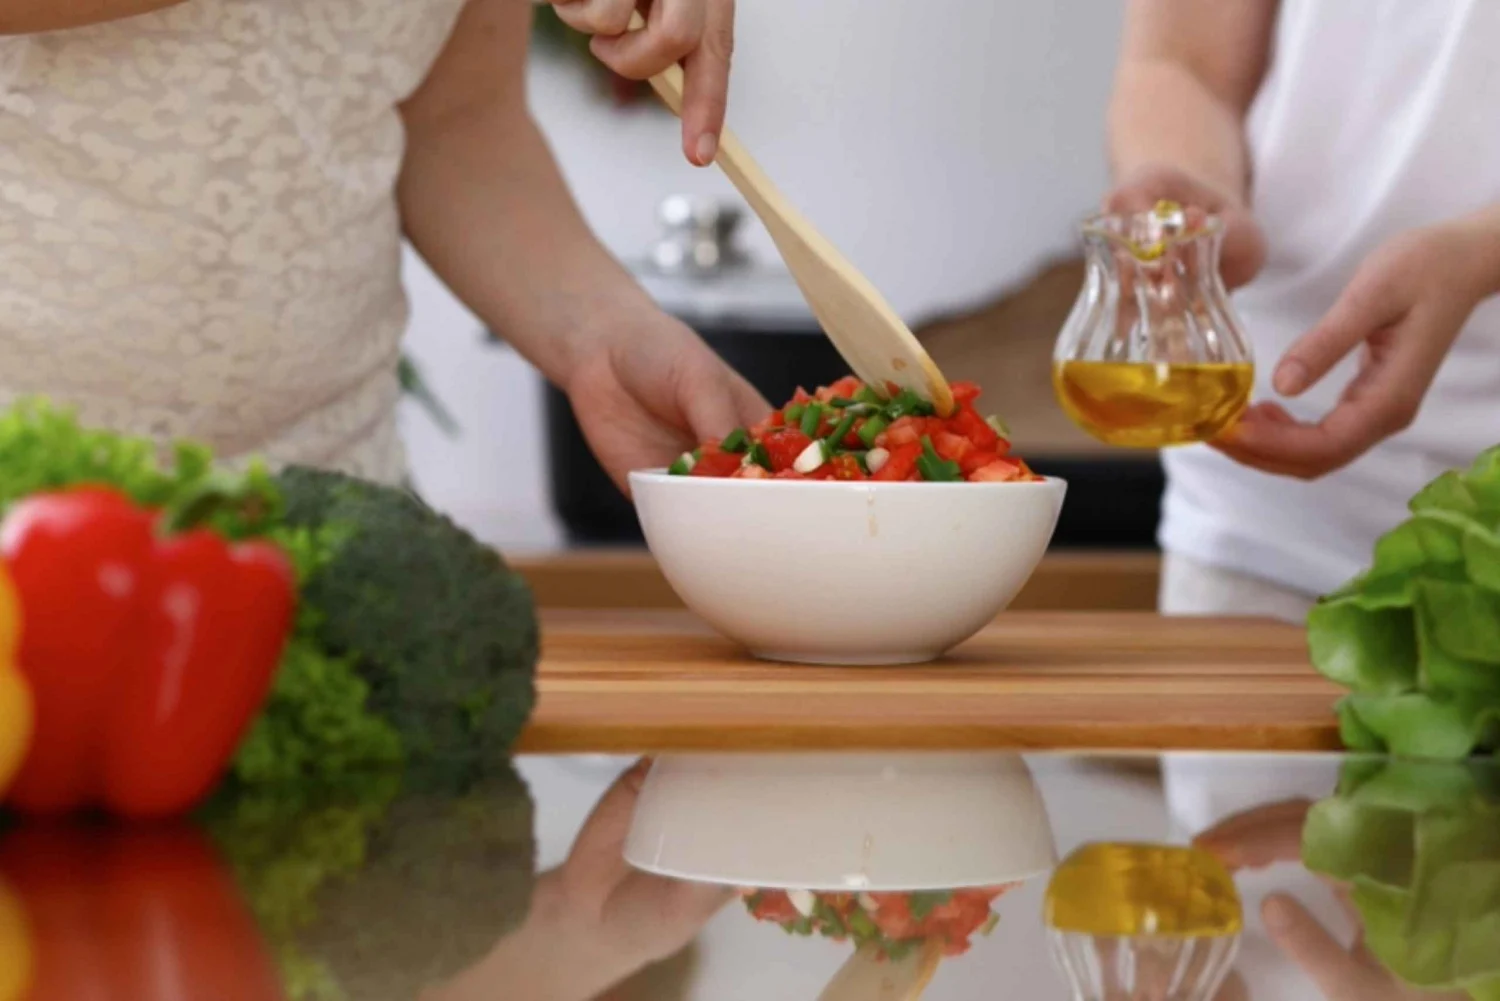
[629,470,1068,491]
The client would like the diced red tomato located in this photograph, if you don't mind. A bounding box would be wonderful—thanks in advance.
[829,455,864,481]
[970,457,1025,482]
[691,448,744,478]
[951,407,1000,450]
[959,449,998,475]
[932,431,974,465]
[950,381,982,406]
[818,376,862,402]
[873,442,921,481]
[671,377,1041,484]
[884,417,928,447]
[762,429,814,473]
[747,891,801,924]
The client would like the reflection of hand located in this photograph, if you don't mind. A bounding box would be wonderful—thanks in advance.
[1194,800,1466,1001]
[429,759,731,1001]
[554,758,733,968]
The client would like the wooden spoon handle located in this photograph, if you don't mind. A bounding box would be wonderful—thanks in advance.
[624,13,785,224]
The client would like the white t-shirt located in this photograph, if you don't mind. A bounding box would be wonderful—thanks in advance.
[0,0,469,485]
[1161,0,1500,598]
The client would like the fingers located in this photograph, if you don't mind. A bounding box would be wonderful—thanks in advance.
[551,0,638,37]
[590,0,702,77]
[1262,894,1370,1000]
[678,0,734,165]
[1274,271,1408,397]
[1101,165,1265,289]
[1211,320,1430,479]
[1191,798,1313,871]
[565,757,654,890]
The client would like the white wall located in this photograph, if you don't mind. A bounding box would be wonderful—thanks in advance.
[400,1,1124,548]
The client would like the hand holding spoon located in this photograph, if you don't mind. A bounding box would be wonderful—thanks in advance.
[623,12,955,415]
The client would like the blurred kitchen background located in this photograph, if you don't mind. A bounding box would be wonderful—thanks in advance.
[397,1,1136,554]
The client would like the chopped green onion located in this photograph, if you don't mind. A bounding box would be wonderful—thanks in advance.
[747,441,771,470]
[720,427,750,453]
[979,912,1000,937]
[916,437,961,482]
[857,414,888,447]
[848,909,878,940]
[884,939,916,961]
[985,415,1011,438]
[799,403,822,438]
[886,389,935,421]
[825,413,858,448]
[907,890,953,920]
[668,449,700,476]
[853,385,885,406]
[828,396,859,408]
[784,403,806,424]
[852,450,871,475]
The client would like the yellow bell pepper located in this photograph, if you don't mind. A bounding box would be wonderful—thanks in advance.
[0,564,33,800]
[0,874,30,1001]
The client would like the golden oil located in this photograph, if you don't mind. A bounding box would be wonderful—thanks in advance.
[1052,361,1253,448]
[1044,842,1243,938]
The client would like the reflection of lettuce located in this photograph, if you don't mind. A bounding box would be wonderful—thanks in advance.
[1302,759,1500,999]
[1308,445,1500,759]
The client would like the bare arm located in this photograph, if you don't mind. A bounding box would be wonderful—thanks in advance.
[397,0,656,390]
[1109,0,1280,200]
[0,0,184,34]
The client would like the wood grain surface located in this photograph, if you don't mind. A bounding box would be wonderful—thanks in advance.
[516,610,1343,754]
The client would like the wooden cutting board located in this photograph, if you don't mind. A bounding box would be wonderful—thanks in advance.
[515,611,1345,754]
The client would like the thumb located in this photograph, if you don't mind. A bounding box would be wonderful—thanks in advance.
[1262,894,1369,1001]
[564,757,653,890]
[1275,272,1407,396]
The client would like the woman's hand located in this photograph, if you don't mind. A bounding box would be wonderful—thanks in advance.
[1212,217,1500,479]
[428,759,731,1001]
[552,759,733,967]
[543,0,735,166]
[1104,163,1268,290]
[565,311,769,493]
[1195,800,1466,1001]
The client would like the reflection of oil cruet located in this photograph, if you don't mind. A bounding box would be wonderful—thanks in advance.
[1053,201,1254,448]
[1044,842,1243,1001]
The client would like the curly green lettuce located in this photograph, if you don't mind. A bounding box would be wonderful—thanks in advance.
[1308,444,1500,759]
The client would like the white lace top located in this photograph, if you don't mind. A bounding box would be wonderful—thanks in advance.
[0,0,469,485]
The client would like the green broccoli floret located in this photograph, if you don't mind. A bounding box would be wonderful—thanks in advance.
[273,466,539,791]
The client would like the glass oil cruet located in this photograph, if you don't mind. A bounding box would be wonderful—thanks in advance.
[1043,842,1243,1001]
[1053,201,1254,448]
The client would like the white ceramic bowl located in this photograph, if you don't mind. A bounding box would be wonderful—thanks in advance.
[629,472,1067,665]
[623,753,1058,891]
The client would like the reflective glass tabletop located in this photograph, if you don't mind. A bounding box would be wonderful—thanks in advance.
[4,750,1490,1000]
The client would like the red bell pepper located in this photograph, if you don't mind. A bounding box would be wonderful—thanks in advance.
[0,822,286,1001]
[0,485,295,819]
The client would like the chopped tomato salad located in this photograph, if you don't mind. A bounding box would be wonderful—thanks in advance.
[668,377,1043,483]
[740,886,1017,960]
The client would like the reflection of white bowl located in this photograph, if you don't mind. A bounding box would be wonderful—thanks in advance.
[628,473,1067,665]
[623,753,1058,891]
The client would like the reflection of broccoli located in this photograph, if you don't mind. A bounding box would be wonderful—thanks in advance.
[275,466,539,791]
[199,774,403,1001]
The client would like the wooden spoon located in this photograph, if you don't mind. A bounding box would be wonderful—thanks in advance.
[817,940,944,1001]
[623,12,955,415]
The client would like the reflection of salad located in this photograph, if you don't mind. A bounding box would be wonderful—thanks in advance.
[669,377,1041,483]
[740,886,1016,960]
